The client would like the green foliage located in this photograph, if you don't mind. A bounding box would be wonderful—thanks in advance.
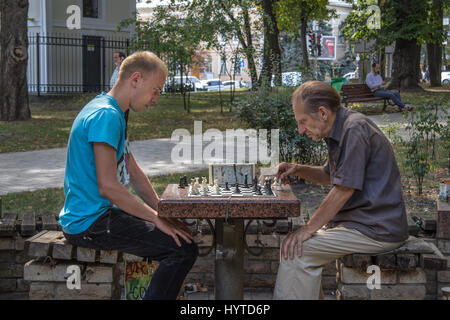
[337,45,356,76]
[401,95,449,194]
[275,0,335,35]
[233,88,328,165]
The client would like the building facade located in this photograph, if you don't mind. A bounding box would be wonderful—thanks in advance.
[136,0,353,83]
[27,0,136,93]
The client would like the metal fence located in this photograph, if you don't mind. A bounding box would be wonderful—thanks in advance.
[27,33,130,94]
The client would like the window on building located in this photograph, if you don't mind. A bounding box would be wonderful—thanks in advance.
[83,0,99,18]
[204,57,213,73]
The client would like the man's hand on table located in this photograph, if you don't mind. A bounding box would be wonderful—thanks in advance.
[281,226,314,260]
[153,216,194,247]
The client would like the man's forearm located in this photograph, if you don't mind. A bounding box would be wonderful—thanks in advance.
[303,185,354,235]
[294,164,331,185]
[101,182,159,223]
[129,155,160,210]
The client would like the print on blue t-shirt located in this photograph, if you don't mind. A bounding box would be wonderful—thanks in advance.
[59,93,130,234]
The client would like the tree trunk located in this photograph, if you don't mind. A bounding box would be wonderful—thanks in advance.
[241,5,259,89]
[300,18,309,69]
[262,0,282,86]
[387,38,423,91]
[0,0,30,121]
[426,0,443,87]
[427,42,442,87]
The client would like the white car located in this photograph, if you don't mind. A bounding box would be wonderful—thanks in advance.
[163,75,204,92]
[222,80,241,89]
[205,79,223,91]
[442,71,450,84]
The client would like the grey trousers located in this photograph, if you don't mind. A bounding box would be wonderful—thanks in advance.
[273,226,405,300]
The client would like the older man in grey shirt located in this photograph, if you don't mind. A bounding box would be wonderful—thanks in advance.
[366,62,412,112]
[273,81,408,300]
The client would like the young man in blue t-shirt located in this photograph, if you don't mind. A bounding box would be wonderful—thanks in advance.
[59,51,197,300]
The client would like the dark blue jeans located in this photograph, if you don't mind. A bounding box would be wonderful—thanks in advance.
[373,89,405,109]
[63,208,198,300]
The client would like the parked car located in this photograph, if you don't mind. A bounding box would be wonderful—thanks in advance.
[442,71,450,84]
[205,79,223,91]
[222,80,241,89]
[271,71,302,87]
[163,76,204,93]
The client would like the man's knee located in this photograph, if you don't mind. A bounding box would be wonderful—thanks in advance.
[177,241,199,262]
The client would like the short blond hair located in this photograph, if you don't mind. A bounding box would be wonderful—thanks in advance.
[292,81,341,114]
[118,51,168,81]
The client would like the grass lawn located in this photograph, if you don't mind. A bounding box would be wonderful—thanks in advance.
[0,91,248,153]
[1,169,209,218]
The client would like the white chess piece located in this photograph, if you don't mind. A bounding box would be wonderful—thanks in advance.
[213,179,221,195]
[273,177,284,191]
[193,177,200,195]
[191,178,199,195]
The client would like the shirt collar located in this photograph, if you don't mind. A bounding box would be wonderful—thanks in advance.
[328,106,347,143]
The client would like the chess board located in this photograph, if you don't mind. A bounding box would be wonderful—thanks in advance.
[188,185,277,198]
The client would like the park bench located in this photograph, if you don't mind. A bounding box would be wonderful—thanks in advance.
[340,84,395,111]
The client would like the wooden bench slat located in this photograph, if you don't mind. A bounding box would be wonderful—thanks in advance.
[0,213,18,236]
[21,212,36,236]
[51,235,74,260]
[41,213,59,230]
[27,230,63,258]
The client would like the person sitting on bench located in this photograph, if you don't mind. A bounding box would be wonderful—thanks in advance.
[366,62,412,112]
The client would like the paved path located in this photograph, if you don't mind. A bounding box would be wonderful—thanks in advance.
[0,111,447,195]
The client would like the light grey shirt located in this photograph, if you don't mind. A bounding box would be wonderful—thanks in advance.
[323,107,408,243]
[110,66,119,89]
[365,71,383,91]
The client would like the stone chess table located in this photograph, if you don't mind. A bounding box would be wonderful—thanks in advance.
[158,183,300,300]
[158,184,300,219]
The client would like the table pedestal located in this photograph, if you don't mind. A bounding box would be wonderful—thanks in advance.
[214,219,244,300]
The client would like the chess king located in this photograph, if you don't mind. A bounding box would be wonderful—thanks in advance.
[273,81,408,300]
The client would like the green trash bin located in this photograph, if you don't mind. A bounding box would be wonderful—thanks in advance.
[331,77,348,92]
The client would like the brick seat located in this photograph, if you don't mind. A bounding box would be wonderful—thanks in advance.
[23,230,144,300]
[336,236,447,300]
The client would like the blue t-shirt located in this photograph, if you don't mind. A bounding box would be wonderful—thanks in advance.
[59,93,130,234]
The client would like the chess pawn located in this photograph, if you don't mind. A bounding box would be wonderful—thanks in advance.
[193,178,200,195]
[213,179,221,195]
[191,178,199,195]
[201,177,209,195]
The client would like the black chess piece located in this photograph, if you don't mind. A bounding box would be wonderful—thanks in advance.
[225,182,230,191]
[265,178,273,195]
[252,177,258,192]
[244,174,249,188]
[182,175,188,187]
[255,185,263,195]
[234,183,241,194]
[179,176,185,188]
